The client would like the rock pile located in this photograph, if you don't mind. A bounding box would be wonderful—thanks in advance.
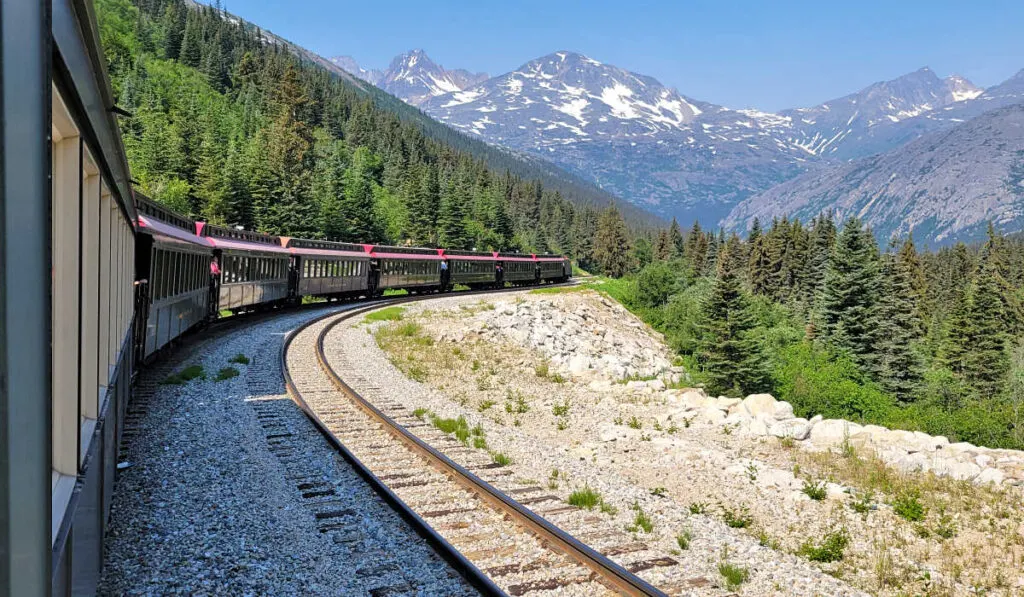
[440,295,681,382]
[653,388,1024,487]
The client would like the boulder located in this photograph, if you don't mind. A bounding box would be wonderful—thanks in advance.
[747,418,770,437]
[647,379,666,391]
[768,418,812,441]
[975,468,1005,486]
[773,401,795,421]
[809,419,862,445]
[568,354,593,375]
[696,407,726,425]
[625,380,648,391]
[736,393,778,418]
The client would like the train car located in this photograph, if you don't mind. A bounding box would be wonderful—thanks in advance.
[537,255,572,284]
[134,197,213,359]
[197,223,291,312]
[371,245,443,293]
[442,249,498,289]
[282,237,371,300]
[497,252,539,285]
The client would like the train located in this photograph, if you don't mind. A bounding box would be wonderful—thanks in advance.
[134,194,572,360]
[11,4,568,594]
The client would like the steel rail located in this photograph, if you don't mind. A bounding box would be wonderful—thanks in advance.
[283,291,667,597]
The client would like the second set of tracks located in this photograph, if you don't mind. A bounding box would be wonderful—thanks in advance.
[282,294,671,597]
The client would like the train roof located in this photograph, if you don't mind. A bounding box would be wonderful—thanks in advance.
[441,249,497,261]
[196,222,291,255]
[280,237,369,258]
[136,214,211,248]
[369,245,444,260]
[134,193,196,232]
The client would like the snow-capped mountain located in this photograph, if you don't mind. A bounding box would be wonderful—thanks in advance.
[407,52,1015,227]
[776,67,983,159]
[331,50,488,106]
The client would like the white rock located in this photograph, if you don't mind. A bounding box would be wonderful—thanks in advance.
[772,400,795,421]
[568,354,592,374]
[737,393,778,418]
[769,418,812,441]
[647,379,665,391]
[809,419,862,445]
[975,468,1004,486]
[625,380,648,391]
[696,407,726,425]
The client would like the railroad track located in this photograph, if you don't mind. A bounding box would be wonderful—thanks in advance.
[283,298,669,597]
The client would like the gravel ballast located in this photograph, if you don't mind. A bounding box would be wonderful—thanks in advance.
[98,306,477,596]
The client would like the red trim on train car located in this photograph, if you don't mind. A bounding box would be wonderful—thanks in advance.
[287,247,369,258]
[444,254,497,261]
[536,257,567,262]
[137,215,210,247]
[370,252,444,260]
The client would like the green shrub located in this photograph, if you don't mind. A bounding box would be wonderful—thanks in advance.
[214,366,239,381]
[893,490,927,522]
[798,529,850,562]
[228,353,250,365]
[722,505,753,528]
[490,451,511,466]
[801,480,827,501]
[634,261,679,308]
[629,506,653,533]
[689,502,708,515]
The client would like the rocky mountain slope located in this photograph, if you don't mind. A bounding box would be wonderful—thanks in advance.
[724,102,1024,243]
[331,50,487,106]
[350,49,1023,239]
[412,52,1015,227]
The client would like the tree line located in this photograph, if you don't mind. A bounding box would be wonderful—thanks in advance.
[593,209,1024,449]
[97,0,612,259]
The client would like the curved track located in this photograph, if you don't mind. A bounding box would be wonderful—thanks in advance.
[283,296,668,597]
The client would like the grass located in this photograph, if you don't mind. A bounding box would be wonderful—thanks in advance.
[161,364,205,385]
[477,399,495,411]
[228,353,250,365]
[628,505,654,533]
[627,416,643,429]
[688,502,708,515]
[568,486,603,510]
[363,306,406,324]
[504,390,529,414]
[552,399,571,417]
[721,505,753,529]
[718,561,749,590]
[799,529,850,563]
[430,415,477,446]
[490,451,511,466]
[676,529,693,550]
[850,490,875,515]
[214,366,239,381]
[802,479,828,501]
[413,407,431,419]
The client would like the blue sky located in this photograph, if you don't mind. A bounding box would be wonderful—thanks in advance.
[219,0,1023,111]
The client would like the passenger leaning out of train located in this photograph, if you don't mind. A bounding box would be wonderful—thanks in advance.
[210,256,221,277]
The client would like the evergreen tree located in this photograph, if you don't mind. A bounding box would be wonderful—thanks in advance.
[668,217,685,257]
[699,234,763,396]
[437,177,470,249]
[877,245,924,401]
[339,147,382,242]
[964,258,1010,396]
[593,206,632,277]
[820,217,881,376]
[653,230,673,261]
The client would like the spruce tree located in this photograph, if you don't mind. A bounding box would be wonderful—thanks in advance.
[339,147,382,242]
[964,259,1010,397]
[593,206,632,277]
[654,230,673,261]
[820,217,881,376]
[437,177,470,249]
[668,217,685,257]
[699,234,763,396]
[877,246,924,401]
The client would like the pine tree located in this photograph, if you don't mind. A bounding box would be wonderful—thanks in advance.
[178,12,202,67]
[654,230,673,261]
[877,246,923,401]
[593,206,632,277]
[747,235,774,296]
[963,258,1010,396]
[668,217,685,257]
[339,147,382,242]
[699,234,763,396]
[437,177,470,249]
[820,217,881,376]
[685,222,707,274]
